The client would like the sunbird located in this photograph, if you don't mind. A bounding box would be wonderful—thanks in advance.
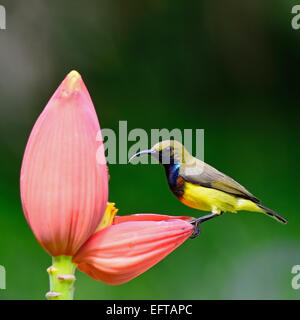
[129,140,287,238]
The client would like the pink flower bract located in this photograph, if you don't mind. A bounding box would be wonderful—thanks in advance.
[20,71,108,256]
[73,214,193,285]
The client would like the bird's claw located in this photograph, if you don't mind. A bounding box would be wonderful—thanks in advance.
[189,212,222,239]
[190,220,201,239]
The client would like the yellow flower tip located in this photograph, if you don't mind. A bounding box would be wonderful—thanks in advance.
[47,266,58,274]
[60,70,83,97]
[95,202,119,232]
[68,70,81,78]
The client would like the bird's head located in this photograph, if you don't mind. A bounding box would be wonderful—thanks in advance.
[129,140,192,165]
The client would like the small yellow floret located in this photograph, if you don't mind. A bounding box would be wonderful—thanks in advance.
[96,202,119,232]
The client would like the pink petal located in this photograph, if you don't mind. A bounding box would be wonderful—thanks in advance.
[113,214,194,224]
[73,217,193,285]
[20,71,108,256]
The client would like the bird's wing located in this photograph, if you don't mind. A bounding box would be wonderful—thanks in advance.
[180,160,260,203]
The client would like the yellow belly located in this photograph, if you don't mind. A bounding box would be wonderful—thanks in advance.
[180,182,238,214]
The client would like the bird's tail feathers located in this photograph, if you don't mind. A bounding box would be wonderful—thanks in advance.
[237,198,287,224]
[257,204,287,224]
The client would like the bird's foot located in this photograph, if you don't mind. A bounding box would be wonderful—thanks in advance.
[189,220,201,239]
[189,212,222,239]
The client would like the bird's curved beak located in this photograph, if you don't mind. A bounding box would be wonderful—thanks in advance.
[129,149,154,163]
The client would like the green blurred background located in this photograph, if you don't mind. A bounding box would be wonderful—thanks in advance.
[0,0,300,299]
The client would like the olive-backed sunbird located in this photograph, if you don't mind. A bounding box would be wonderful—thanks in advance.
[129,140,287,237]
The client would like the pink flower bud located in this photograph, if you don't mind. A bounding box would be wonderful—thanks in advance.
[73,214,193,285]
[20,71,108,256]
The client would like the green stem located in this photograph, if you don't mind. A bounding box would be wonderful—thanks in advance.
[46,255,77,300]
